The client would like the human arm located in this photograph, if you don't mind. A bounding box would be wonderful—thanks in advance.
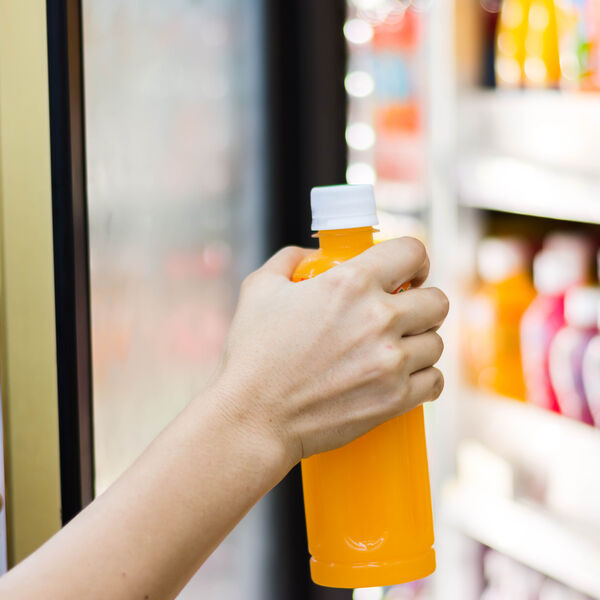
[0,238,448,600]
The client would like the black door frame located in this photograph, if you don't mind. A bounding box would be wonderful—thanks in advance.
[265,2,350,599]
[46,0,94,524]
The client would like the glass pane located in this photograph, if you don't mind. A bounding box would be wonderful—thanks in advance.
[82,0,266,596]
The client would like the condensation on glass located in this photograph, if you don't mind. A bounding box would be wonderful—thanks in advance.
[82,1,265,597]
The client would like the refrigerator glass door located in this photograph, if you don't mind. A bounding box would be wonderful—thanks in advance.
[82,1,266,597]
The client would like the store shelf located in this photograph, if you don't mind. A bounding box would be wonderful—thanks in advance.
[456,389,600,471]
[458,155,600,224]
[447,390,600,596]
[459,90,600,174]
[457,90,600,223]
[443,481,600,599]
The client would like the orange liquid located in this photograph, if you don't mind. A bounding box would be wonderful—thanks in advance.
[496,0,532,87]
[523,0,561,87]
[292,227,435,589]
[462,271,535,400]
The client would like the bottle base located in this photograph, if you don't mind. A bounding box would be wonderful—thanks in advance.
[310,548,436,589]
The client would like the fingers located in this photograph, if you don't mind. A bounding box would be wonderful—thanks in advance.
[349,237,429,293]
[405,367,444,410]
[395,287,450,336]
[259,246,314,280]
[399,331,444,374]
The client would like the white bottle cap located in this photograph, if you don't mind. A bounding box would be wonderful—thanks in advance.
[544,231,594,260]
[477,237,527,283]
[564,286,600,329]
[533,249,586,295]
[311,184,378,231]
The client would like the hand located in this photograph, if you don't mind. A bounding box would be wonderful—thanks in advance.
[209,238,449,476]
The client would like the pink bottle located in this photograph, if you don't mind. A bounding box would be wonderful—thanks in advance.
[583,311,600,427]
[549,286,600,424]
[520,249,586,411]
[582,252,600,427]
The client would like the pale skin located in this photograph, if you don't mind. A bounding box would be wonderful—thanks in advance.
[0,237,449,600]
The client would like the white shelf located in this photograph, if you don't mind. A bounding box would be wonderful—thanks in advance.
[458,90,600,223]
[459,91,600,175]
[458,155,600,224]
[446,390,600,596]
[456,389,600,472]
[443,481,600,599]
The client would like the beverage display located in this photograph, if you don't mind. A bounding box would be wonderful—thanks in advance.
[520,248,587,411]
[293,184,435,589]
[495,0,562,87]
[549,286,600,423]
[344,3,424,188]
[462,237,535,400]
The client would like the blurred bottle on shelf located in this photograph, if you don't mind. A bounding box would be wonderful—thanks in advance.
[495,0,562,87]
[582,250,600,427]
[370,9,423,183]
[520,247,587,411]
[580,0,600,90]
[495,0,532,86]
[481,549,544,599]
[544,231,596,275]
[582,312,600,426]
[548,285,600,423]
[539,578,593,600]
[480,547,593,600]
[556,0,600,89]
[524,0,562,86]
[463,237,534,399]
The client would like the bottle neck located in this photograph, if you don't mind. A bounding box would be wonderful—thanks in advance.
[317,226,375,255]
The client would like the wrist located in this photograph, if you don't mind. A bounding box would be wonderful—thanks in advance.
[193,377,294,489]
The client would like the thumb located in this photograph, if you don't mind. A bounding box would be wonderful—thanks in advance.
[259,246,314,280]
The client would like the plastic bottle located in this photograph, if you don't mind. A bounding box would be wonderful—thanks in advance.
[495,0,532,86]
[520,249,587,411]
[523,0,562,87]
[582,251,600,426]
[556,0,600,89]
[462,238,534,400]
[544,230,595,272]
[292,184,435,589]
[582,305,600,427]
[549,286,600,423]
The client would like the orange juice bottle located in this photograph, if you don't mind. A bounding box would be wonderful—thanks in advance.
[496,0,532,86]
[462,237,535,399]
[523,0,562,86]
[292,184,435,589]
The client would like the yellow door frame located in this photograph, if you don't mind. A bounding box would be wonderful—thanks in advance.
[0,0,62,565]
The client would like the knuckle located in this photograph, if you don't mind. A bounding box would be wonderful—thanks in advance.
[400,236,427,266]
[431,369,445,400]
[383,381,410,417]
[379,343,407,374]
[432,332,444,361]
[431,287,450,318]
[330,264,369,295]
[369,300,396,331]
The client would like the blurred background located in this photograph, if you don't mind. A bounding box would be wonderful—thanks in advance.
[0,0,599,599]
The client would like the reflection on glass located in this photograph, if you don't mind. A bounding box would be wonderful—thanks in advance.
[83,1,265,597]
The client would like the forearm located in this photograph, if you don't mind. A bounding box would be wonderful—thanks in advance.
[0,386,286,600]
